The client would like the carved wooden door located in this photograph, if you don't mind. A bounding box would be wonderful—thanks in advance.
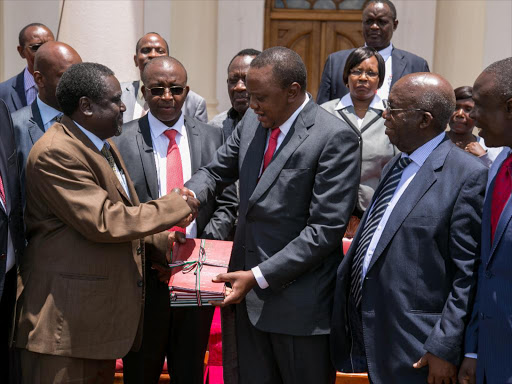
[264,0,367,99]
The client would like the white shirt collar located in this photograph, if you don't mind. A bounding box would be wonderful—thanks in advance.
[404,131,446,167]
[278,94,310,136]
[147,111,185,140]
[335,93,384,112]
[73,120,108,152]
[364,42,393,61]
[36,96,62,129]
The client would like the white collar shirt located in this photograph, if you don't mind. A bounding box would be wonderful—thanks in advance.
[36,96,62,131]
[335,93,384,128]
[365,42,393,102]
[133,81,146,120]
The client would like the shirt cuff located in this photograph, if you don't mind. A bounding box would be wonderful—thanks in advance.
[251,266,269,289]
[465,353,477,359]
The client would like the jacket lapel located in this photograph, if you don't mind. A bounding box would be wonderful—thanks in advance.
[28,102,45,144]
[241,123,267,205]
[391,48,406,88]
[108,140,138,205]
[338,107,360,132]
[12,71,27,110]
[136,116,159,200]
[366,139,449,273]
[184,116,201,173]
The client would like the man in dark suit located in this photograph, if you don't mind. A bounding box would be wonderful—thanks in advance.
[331,73,488,384]
[458,57,512,384]
[12,41,82,207]
[0,23,54,113]
[15,62,198,382]
[121,32,208,124]
[114,56,237,384]
[186,46,360,384]
[316,0,429,104]
[0,99,25,383]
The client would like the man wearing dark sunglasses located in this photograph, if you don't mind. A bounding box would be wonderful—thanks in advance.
[114,56,237,384]
[0,23,54,114]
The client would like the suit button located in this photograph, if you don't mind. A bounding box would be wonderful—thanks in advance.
[136,246,142,255]
[485,270,493,278]
[0,254,5,260]
[137,280,143,287]
[480,312,485,320]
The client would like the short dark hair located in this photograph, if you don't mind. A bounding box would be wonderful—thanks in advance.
[135,32,169,54]
[141,56,188,85]
[56,62,115,116]
[227,48,261,72]
[454,86,473,101]
[18,23,50,46]
[364,0,397,20]
[343,47,385,88]
[482,57,512,102]
[250,46,307,91]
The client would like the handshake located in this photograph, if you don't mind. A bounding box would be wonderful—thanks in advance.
[173,187,200,228]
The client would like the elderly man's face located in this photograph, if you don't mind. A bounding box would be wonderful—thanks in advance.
[134,34,168,77]
[18,26,54,73]
[142,61,189,127]
[247,65,293,129]
[227,55,256,117]
[362,2,397,51]
[89,76,126,139]
[471,72,512,148]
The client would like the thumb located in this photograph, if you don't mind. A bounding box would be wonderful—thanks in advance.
[413,355,428,369]
[212,273,231,283]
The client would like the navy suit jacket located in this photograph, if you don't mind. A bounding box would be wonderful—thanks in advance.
[0,99,25,301]
[0,71,27,114]
[12,101,45,209]
[465,147,512,384]
[317,47,430,104]
[331,138,487,384]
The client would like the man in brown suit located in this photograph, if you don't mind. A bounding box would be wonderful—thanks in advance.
[14,62,198,383]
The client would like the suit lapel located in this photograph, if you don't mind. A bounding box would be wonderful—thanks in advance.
[12,71,27,110]
[366,140,449,273]
[391,49,406,88]
[241,124,267,204]
[136,115,159,200]
[108,140,138,205]
[338,107,360,131]
[360,109,381,132]
[184,116,201,173]
[28,102,45,144]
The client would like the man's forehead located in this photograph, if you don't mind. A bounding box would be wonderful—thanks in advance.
[25,26,51,40]
[139,35,166,49]
[363,2,392,17]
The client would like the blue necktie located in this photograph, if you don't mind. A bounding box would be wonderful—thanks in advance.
[350,156,412,308]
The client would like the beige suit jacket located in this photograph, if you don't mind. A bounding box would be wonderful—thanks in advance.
[15,116,191,360]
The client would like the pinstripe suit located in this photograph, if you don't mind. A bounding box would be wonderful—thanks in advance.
[465,147,512,383]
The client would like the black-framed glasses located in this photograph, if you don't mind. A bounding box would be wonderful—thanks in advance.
[147,86,185,96]
[28,43,43,52]
[349,69,379,78]
[382,99,428,115]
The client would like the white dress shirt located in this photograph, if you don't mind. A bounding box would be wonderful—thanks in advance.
[335,93,385,128]
[36,96,62,131]
[361,131,446,278]
[370,43,393,102]
[147,111,197,238]
[74,121,131,199]
[253,95,310,289]
[133,81,147,120]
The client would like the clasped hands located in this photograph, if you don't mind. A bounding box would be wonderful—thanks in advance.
[173,187,200,228]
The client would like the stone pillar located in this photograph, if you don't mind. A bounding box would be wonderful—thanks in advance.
[483,0,512,68]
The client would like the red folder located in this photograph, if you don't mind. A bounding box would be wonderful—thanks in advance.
[168,239,233,307]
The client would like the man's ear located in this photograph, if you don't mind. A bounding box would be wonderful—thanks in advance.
[133,54,138,68]
[78,96,93,116]
[33,71,44,88]
[419,111,433,129]
[288,82,301,103]
[393,19,399,31]
[183,85,190,100]
[17,45,25,59]
[141,85,147,102]
[505,97,512,119]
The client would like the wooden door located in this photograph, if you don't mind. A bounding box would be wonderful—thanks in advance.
[264,0,367,99]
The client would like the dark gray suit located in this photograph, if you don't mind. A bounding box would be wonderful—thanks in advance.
[121,80,208,124]
[331,138,487,384]
[113,114,237,384]
[186,98,360,383]
[0,71,27,114]
[317,47,430,104]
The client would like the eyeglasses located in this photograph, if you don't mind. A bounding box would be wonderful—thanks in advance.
[349,69,379,78]
[28,43,43,52]
[382,99,428,115]
[146,86,185,96]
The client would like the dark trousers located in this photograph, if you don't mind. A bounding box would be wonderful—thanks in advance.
[1,267,19,384]
[235,301,336,384]
[123,267,214,384]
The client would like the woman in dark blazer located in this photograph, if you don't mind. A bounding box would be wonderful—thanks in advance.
[322,47,398,236]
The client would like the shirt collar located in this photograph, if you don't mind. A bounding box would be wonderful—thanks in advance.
[335,93,384,111]
[403,131,446,167]
[23,67,37,92]
[136,80,145,103]
[278,94,310,137]
[147,110,185,140]
[36,96,62,127]
[73,120,108,152]
[364,42,393,61]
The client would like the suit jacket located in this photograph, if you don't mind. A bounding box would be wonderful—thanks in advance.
[121,80,208,124]
[209,108,241,141]
[331,138,487,384]
[465,147,512,384]
[12,101,45,208]
[0,71,27,114]
[321,99,398,212]
[15,116,192,359]
[316,47,430,104]
[0,99,24,301]
[186,98,360,336]
[113,114,237,240]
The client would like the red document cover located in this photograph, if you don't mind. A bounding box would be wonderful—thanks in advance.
[168,239,233,307]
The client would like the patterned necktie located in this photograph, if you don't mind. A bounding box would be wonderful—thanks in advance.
[164,129,186,233]
[0,171,6,206]
[101,144,118,173]
[350,156,412,308]
[262,127,281,175]
[491,154,512,241]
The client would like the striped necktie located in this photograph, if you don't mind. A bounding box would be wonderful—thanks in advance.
[350,156,412,309]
